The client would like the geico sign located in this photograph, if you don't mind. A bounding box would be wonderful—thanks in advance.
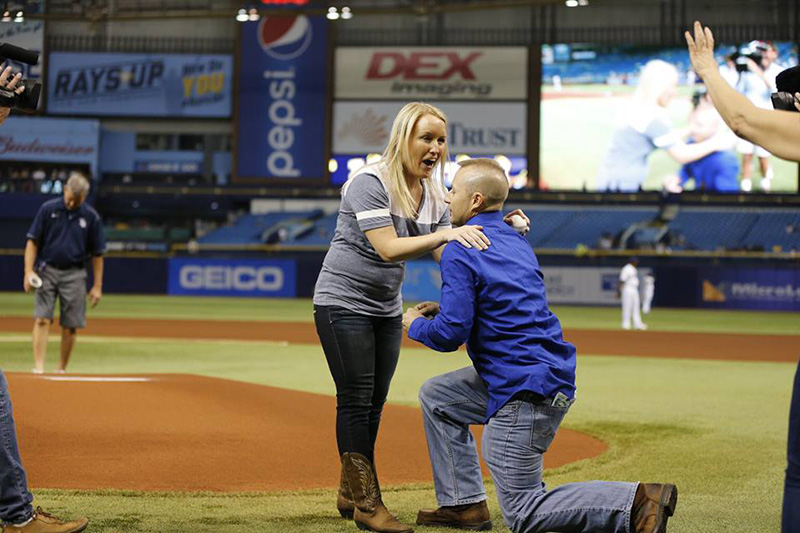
[366,52,482,80]
[179,265,284,291]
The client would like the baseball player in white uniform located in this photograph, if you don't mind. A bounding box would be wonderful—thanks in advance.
[641,274,655,315]
[619,258,647,330]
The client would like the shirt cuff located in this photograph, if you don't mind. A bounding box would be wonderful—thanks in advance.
[408,316,428,343]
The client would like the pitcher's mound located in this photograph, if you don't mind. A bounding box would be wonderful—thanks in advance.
[7,373,606,492]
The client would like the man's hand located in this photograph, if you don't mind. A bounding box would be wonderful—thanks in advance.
[685,21,718,80]
[0,65,24,125]
[23,271,32,293]
[503,209,530,236]
[88,286,102,308]
[414,301,440,317]
[403,307,424,331]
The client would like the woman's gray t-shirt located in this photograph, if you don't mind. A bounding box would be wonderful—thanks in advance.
[313,168,450,316]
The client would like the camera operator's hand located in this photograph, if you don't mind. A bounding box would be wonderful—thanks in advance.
[685,22,718,81]
[0,65,24,125]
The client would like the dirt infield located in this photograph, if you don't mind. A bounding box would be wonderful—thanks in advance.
[3,315,796,492]
[6,373,605,492]
[1,316,797,362]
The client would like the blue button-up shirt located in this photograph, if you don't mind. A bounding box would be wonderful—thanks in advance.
[26,198,106,268]
[408,211,576,421]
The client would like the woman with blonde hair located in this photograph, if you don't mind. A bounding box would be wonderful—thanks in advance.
[314,102,526,533]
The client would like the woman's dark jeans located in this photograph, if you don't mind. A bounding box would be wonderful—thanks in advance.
[314,305,403,463]
[783,361,800,533]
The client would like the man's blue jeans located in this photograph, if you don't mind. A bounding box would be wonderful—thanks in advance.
[0,371,34,524]
[419,367,637,533]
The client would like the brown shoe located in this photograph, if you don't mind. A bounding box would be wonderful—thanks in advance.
[337,456,355,519]
[631,484,678,533]
[342,452,413,533]
[416,500,492,531]
[4,507,88,533]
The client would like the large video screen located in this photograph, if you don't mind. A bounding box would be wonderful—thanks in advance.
[541,42,798,193]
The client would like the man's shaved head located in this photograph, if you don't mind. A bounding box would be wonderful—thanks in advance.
[446,158,510,226]
[457,158,509,210]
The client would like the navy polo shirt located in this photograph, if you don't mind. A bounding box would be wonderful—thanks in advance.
[408,211,576,421]
[26,198,106,268]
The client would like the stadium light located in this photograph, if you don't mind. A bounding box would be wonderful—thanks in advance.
[1,11,10,22]
[235,8,248,21]
[565,0,578,6]
[341,6,353,19]
[326,7,339,20]
[13,9,22,22]
[248,8,260,20]
[328,159,338,173]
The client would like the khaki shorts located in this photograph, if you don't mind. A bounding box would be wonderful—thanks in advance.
[33,265,87,328]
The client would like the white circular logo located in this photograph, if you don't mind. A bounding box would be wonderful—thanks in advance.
[79,218,87,229]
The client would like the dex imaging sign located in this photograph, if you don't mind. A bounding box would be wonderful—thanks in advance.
[169,259,296,297]
[335,47,527,100]
[237,16,328,179]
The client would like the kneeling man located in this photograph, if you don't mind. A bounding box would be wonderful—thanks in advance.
[403,158,677,533]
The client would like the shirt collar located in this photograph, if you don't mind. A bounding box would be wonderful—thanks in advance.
[465,210,504,227]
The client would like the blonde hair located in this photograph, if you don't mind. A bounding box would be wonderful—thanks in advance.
[635,60,679,103]
[380,102,449,218]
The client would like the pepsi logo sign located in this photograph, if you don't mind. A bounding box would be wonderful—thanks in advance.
[258,16,312,60]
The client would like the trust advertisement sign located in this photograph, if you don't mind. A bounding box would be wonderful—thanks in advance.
[237,16,328,180]
[168,258,296,298]
[335,47,527,100]
[333,101,526,155]
[47,53,233,117]
[699,268,800,311]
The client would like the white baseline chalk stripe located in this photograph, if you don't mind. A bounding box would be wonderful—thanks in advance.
[0,335,290,347]
[42,377,151,382]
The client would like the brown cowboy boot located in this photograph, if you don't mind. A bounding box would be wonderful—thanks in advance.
[416,500,492,530]
[337,457,355,519]
[631,483,678,533]
[342,452,414,533]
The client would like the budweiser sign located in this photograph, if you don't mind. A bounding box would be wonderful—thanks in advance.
[0,135,95,156]
[335,47,527,100]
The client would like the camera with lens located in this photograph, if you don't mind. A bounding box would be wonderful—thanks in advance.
[732,40,767,73]
[772,65,800,112]
[0,42,42,111]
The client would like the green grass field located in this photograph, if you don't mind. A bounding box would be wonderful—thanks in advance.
[0,293,795,532]
[541,84,797,192]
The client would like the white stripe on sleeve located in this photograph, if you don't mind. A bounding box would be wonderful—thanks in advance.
[355,208,391,221]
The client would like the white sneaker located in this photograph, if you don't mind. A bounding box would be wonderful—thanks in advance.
[55,369,66,374]
[622,324,632,330]
[635,324,649,330]
[741,178,752,192]
[31,368,44,374]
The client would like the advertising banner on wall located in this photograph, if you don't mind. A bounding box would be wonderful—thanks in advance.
[333,101,527,155]
[168,258,297,298]
[698,268,800,311]
[0,21,44,82]
[47,53,232,117]
[0,117,100,175]
[237,16,329,180]
[335,47,528,100]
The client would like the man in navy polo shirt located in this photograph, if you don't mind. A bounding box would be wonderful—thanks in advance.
[403,158,678,533]
[24,172,105,374]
